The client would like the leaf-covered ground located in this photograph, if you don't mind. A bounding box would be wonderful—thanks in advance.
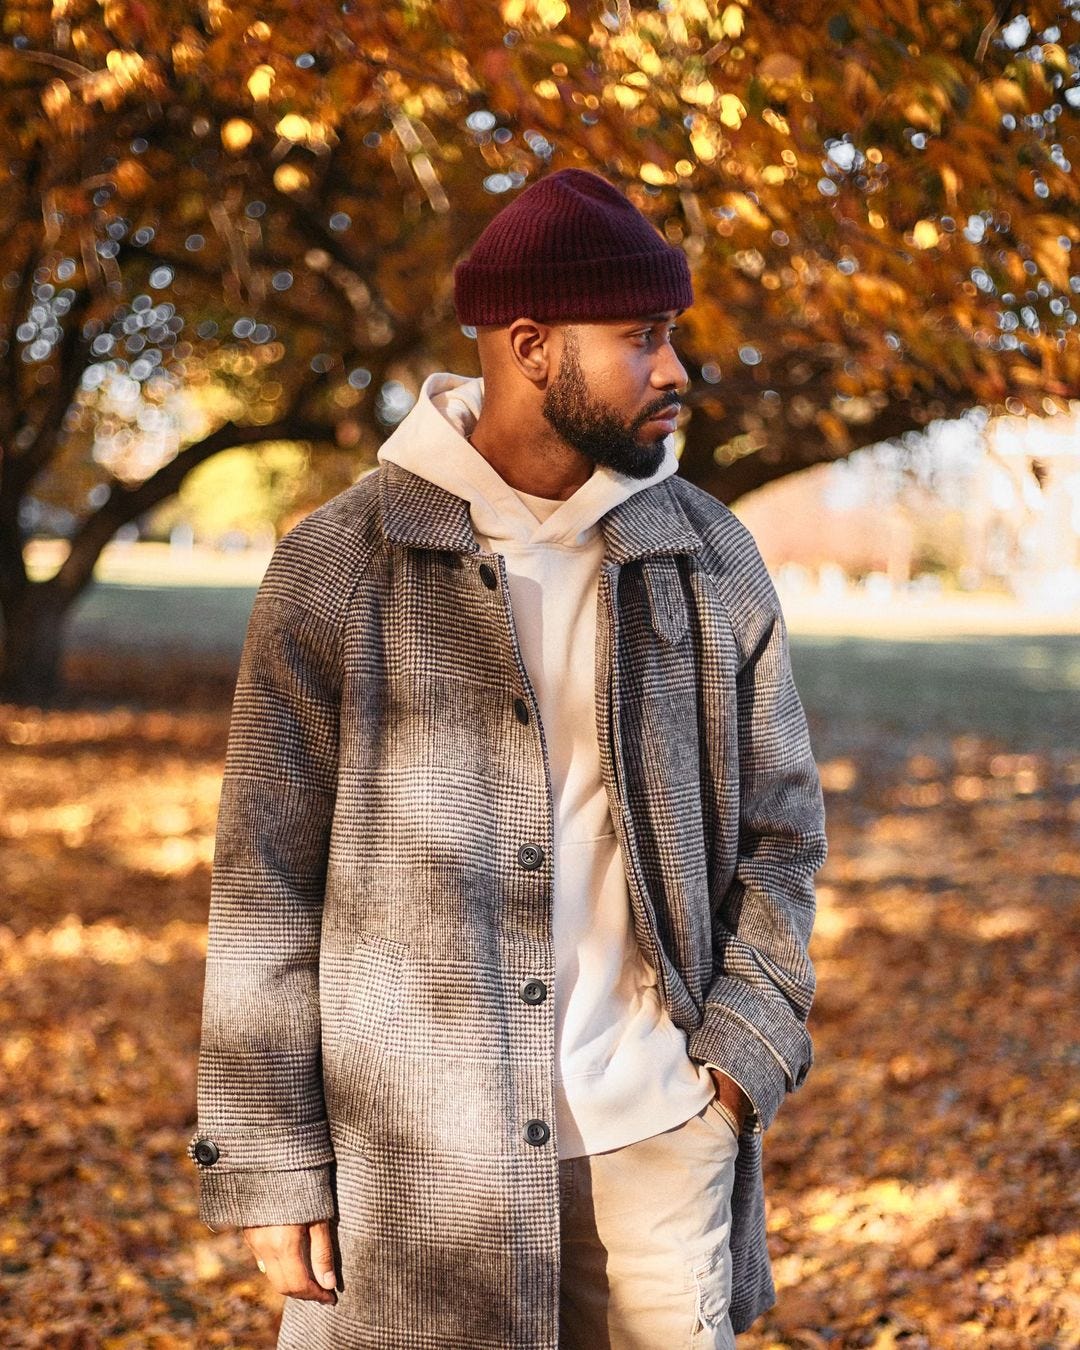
[0,641,1077,1349]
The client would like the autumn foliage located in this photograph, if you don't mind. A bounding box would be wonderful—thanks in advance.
[2,0,1079,697]
[1,635,1078,1347]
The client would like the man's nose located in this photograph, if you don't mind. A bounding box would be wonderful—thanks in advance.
[653,341,689,391]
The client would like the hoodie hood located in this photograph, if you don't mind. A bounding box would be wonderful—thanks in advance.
[376,371,679,548]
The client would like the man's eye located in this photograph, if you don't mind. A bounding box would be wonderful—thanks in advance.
[633,326,679,343]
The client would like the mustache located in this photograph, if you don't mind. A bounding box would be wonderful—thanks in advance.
[634,396,682,425]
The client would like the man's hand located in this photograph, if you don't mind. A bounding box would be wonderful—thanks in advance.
[708,1067,752,1134]
[243,1221,338,1304]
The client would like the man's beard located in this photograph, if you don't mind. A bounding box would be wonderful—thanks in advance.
[540,331,678,480]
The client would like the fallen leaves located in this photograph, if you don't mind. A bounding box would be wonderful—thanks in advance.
[743,717,1080,1350]
[0,660,1077,1346]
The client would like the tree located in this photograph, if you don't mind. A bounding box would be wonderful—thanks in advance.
[1,0,1077,700]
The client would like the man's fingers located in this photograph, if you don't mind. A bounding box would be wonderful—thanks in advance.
[243,1224,337,1303]
[265,1248,334,1302]
[308,1220,338,1290]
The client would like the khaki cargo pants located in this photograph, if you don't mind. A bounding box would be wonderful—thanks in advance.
[559,1100,740,1349]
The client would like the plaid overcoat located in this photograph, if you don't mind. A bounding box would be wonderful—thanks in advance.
[189,460,828,1348]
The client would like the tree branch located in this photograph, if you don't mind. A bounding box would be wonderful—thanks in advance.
[680,394,984,504]
[49,413,339,601]
[6,296,96,497]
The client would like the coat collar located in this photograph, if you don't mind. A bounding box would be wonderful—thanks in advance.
[378,460,702,563]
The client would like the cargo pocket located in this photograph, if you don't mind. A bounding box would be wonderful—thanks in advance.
[688,1242,736,1349]
[323,932,408,1157]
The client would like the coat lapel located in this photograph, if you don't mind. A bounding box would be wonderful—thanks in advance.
[380,460,704,564]
[598,477,702,564]
[378,461,479,553]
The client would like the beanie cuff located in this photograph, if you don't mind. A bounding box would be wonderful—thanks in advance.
[454,248,692,326]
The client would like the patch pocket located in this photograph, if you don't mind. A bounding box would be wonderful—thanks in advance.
[688,1241,734,1347]
[323,932,408,1157]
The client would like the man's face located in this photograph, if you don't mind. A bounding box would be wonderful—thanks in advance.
[540,315,688,480]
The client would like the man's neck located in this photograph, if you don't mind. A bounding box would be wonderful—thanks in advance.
[467,412,593,502]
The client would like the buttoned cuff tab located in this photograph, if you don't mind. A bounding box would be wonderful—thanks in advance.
[185,1118,335,1172]
[197,1162,336,1230]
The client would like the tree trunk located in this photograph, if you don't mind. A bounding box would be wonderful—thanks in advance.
[0,581,73,705]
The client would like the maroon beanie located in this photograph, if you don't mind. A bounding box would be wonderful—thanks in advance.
[453,168,693,326]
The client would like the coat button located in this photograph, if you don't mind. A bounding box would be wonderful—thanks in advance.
[517,843,545,871]
[193,1140,220,1166]
[524,1119,551,1146]
[478,562,497,590]
[520,979,548,1005]
[513,698,529,725]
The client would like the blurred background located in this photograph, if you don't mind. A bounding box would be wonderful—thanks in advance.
[1,1,1078,1346]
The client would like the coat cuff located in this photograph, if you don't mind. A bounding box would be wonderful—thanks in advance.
[197,1163,336,1230]
[688,976,813,1133]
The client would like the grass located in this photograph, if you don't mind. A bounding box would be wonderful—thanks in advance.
[791,633,1080,753]
[66,576,1080,753]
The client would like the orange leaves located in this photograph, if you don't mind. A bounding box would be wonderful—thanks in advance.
[220,118,253,152]
[6,629,1080,1344]
[848,272,908,321]
[40,77,71,120]
[1029,225,1077,291]
[171,30,207,77]
[3,0,1080,639]
[721,190,771,230]
[246,63,274,102]
[735,689,1080,1348]
[814,407,852,453]
[990,76,1029,114]
[99,0,154,48]
[114,158,151,200]
[500,0,568,27]
[938,163,959,211]
[842,58,882,113]
[757,51,803,91]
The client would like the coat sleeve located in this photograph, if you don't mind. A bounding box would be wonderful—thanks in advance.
[688,590,827,1134]
[187,554,341,1229]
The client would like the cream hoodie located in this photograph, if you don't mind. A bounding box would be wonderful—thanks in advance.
[377,371,714,1157]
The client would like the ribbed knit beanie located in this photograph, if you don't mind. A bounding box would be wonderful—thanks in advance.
[453,168,693,326]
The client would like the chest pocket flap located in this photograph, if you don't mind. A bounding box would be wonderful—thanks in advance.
[642,555,689,646]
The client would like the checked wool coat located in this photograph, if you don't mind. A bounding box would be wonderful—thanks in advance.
[189,459,828,1349]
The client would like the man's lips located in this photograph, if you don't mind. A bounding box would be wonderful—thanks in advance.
[643,404,681,427]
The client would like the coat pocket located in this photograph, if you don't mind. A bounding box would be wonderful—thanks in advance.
[322,932,408,1157]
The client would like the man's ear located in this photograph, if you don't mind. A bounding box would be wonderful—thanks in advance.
[507,318,555,387]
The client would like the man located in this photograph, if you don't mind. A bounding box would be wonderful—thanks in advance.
[189,168,827,1349]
